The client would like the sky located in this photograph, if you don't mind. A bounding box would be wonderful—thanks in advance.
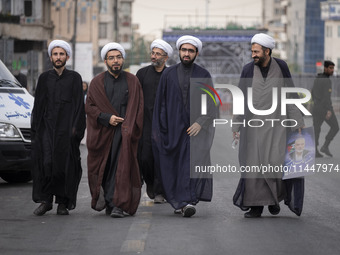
[132,0,263,39]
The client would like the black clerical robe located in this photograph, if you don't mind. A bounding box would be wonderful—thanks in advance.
[31,68,86,210]
[98,72,128,208]
[152,63,215,210]
[136,65,165,194]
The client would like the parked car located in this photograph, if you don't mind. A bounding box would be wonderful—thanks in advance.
[0,59,34,183]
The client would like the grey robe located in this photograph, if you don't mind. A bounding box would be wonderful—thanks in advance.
[233,58,304,206]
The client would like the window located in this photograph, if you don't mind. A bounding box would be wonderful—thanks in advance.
[326,25,332,37]
[99,0,107,14]
[99,23,107,39]
[68,7,71,34]
[24,1,32,17]
[1,0,12,14]
[275,8,281,15]
[80,7,87,24]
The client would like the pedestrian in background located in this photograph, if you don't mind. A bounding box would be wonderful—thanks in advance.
[232,33,305,218]
[86,42,143,218]
[31,40,86,216]
[136,39,173,204]
[312,60,339,157]
[82,81,88,103]
[14,70,28,89]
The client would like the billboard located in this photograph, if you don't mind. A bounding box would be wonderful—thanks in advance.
[321,2,340,20]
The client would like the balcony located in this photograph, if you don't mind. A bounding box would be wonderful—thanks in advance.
[0,14,53,41]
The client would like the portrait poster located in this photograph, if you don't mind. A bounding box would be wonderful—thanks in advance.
[283,126,315,179]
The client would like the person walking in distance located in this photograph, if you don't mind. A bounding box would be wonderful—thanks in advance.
[312,60,339,157]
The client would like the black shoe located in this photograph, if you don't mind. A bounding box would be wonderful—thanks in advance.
[154,194,166,204]
[34,203,53,216]
[244,206,263,218]
[174,209,182,214]
[105,206,113,216]
[320,146,333,157]
[146,184,155,199]
[268,205,280,215]
[315,150,323,158]
[182,204,196,217]
[57,204,69,215]
[110,207,124,218]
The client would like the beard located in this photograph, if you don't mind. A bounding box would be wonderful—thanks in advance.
[107,63,123,75]
[180,55,196,66]
[52,59,66,69]
[151,58,165,67]
[253,55,266,66]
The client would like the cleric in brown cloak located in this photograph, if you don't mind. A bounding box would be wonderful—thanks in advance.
[31,40,86,216]
[86,42,143,218]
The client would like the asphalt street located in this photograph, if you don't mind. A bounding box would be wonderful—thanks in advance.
[0,116,340,255]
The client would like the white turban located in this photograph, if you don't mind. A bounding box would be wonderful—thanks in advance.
[48,40,72,58]
[150,39,173,57]
[101,42,126,61]
[251,33,275,49]
[176,35,202,52]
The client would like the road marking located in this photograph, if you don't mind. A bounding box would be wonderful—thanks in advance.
[120,194,153,253]
[140,201,154,207]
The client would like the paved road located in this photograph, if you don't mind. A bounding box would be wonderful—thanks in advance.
[0,116,339,255]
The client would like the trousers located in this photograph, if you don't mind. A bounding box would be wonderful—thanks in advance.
[313,109,339,147]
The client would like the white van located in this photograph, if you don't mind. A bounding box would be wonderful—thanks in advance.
[0,59,34,183]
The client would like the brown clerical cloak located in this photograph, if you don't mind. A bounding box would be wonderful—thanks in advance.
[86,71,143,215]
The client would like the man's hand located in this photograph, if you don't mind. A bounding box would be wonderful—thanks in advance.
[233,131,240,140]
[326,110,332,120]
[298,125,305,134]
[109,115,124,126]
[187,122,202,136]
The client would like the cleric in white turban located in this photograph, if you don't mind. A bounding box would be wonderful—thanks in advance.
[231,33,306,219]
[101,42,126,61]
[150,39,173,57]
[176,35,202,53]
[251,33,276,49]
[48,40,72,58]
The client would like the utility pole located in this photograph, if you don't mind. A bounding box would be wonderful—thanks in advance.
[262,0,265,28]
[205,0,210,28]
[114,0,118,41]
[72,0,78,70]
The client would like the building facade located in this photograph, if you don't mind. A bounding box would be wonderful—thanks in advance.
[50,0,135,81]
[321,0,340,74]
[0,0,53,92]
[286,0,324,74]
[262,0,287,60]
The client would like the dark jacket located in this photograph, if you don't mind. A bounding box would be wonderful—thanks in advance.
[312,72,333,115]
